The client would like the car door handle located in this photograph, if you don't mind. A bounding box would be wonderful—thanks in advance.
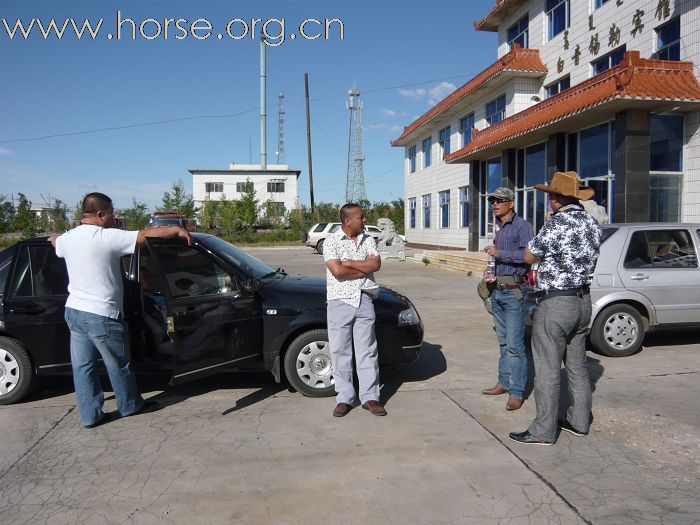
[629,273,649,281]
[10,304,46,314]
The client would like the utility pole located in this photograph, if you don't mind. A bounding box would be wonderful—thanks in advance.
[305,73,315,213]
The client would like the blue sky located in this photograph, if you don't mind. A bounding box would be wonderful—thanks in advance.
[1,0,497,212]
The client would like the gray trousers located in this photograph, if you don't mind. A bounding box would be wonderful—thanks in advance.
[528,294,592,442]
[327,294,380,405]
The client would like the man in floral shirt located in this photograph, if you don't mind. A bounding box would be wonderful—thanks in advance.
[324,204,385,417]
[509,172,602,446]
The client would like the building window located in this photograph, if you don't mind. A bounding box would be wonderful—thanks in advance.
[486,95,506,126]
[267,182,285,192]
[408,198,416,229]
[236,182,253,193]
[592,45,626,75]
[650,115,683,172]
[267,202,285,216]
[422,194,431,228]
[507,15,529,49]
[408,145,417,173]
[438,126,451,157]
[459,186,469,228]
[650,175,682,222]
[546,0,569,40]
[422,137,432,168]
[655,18,680,61]
[479,157,502,237]
[594,0,610,8]
[545,75,570,98]
[205,182,224,193]
[439,190,450,228]
[460,114,475,147]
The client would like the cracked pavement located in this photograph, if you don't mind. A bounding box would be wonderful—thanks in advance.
[1,247,698,524]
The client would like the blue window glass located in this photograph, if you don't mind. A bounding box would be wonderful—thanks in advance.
[656,18,680,61]
[460,114,474,147]
[545,75,570,98]
[525,143,546,187]
[592,46,626,75]
[486,95,506,126]
[408,145,416,173]
[594,0,610,8]
[422,194,431,228]
[580,123,610,179]
[487,157,502,194]
[439,190,450,228]
[422,137,432,167]
[650,175,682,222]
[507,15,529,49]
[650,115,683,172]
[459,186,469,227]
[409,198,416,229]
[439,126,451,156]
[546,0,569,40]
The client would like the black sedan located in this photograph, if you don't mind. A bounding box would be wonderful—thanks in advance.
[0,234,423,404]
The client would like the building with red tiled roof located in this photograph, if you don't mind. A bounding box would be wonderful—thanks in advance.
[392,0,700,251]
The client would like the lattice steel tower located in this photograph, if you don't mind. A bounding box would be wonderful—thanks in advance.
[276,92,286,165]
[345,83,367,203]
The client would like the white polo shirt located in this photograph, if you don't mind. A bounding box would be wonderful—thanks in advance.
[55,225,139,319]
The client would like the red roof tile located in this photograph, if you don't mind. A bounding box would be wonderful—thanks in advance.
[475,0,527,31]
[446,52,700,163]
[390,46,546,147]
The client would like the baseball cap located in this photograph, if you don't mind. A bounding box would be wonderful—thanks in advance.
[487,187,515,202]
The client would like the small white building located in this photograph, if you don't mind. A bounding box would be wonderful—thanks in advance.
[393,0,700,251]
[189,164,301,219]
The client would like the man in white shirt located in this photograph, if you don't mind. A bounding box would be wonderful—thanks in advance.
[324,204,385,417]
[50,192,192,428]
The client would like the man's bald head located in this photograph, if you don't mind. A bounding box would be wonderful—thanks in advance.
[82,192,113,215]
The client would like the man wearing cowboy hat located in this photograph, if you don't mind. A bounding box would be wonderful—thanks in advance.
[509,171,602,446]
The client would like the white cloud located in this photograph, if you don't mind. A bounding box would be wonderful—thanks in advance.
[366,123,387,130]
[389,125,403,134]
[399,88,426,100]
[379,108,397,119]
[0,147,12,156]
[427,82,456,105]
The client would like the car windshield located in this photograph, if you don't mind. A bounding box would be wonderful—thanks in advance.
[152,218,181,226]
[200,236,277,279]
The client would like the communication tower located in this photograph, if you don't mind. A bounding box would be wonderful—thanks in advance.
[345,83,367,203]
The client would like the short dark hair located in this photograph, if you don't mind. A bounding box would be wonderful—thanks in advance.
[82,192,113,215]
[339,203,360,223]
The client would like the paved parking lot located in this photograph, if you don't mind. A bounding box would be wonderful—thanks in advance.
[2,246,699,524]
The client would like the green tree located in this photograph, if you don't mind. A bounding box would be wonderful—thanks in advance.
[0,194,15,233]
[160,179,197,218]
[74,192,90,222]
[198,196,220,230]
[236,179,258,229]
[119,198,150,230]
[217,196,240,238]
[12,193,37,237]
[47,199,69,232]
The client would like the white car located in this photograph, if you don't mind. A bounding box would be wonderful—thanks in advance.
[306,222,382,255]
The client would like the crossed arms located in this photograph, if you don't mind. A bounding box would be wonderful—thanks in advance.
[326,253,381,279]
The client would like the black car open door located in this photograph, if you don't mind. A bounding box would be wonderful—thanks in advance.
[144,238,261,384]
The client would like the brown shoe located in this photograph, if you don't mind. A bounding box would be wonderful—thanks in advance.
[333,403,353,417]
[361,400,387,416]
[506,397,524,411]
[482,384,508,396]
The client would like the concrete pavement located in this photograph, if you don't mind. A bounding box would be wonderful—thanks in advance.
[1,246,698,524]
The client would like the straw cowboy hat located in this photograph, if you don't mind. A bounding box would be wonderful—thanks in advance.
[534,171,595,201]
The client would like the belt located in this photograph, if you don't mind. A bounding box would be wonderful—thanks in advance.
[530,286,590,303]
[495,283,523,291]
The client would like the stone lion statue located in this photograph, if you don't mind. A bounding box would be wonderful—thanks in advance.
[377,218,406,260]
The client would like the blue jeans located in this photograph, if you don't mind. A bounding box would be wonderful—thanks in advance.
[64,308,144,426]
[491,287,528,400]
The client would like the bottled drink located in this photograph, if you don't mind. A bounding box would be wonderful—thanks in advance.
[483,255,497,282]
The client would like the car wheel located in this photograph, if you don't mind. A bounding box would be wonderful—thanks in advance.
[590,304,646,357]
[0,336,36,405]
[283,329,335,397]
[316,238,325,255]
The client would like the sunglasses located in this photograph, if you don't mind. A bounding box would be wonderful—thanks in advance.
[491,198,512,204]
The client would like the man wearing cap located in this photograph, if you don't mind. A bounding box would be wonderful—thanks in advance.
[509,172,602,446]
[482,187,534,411]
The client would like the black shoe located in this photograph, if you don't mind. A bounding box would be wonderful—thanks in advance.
[508,430,554,446]
[558,419,588,437]
[126,400,160,417]
[84,411,114,429]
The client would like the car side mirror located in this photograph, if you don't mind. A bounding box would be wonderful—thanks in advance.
[242,278,261,294]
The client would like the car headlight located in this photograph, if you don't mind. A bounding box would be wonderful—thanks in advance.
[398,304,420,326]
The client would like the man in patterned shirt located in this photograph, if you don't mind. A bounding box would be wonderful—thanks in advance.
[509,171,602,446]
[324,204,385,417]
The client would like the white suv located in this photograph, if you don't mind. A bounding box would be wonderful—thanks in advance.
[306,222,381,255]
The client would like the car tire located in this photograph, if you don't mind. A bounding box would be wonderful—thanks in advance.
[0,336,36,405]
[283,329,335,397]
[316,238,325,255]
[590,304,646,357]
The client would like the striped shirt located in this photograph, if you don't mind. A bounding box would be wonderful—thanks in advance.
[494,213,534,277]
